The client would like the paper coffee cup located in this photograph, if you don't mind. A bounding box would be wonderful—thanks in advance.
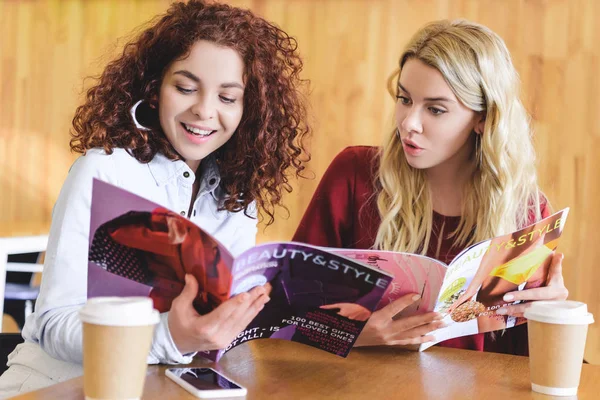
[80,297,159,400]
[525,300,594,397]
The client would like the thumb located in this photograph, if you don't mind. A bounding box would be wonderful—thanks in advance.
[177,274,199,304]
[547,252,564,285]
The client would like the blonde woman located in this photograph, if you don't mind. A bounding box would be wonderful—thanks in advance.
[293,20,568,355]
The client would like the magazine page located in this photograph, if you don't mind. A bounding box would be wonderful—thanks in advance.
[88,179,393,360]
[331,249,447,318]
[87,179,236,316]
[201,242,394,360]
[419,208,569,351]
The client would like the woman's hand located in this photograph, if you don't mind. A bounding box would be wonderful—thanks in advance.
[320,303,372,321]
[354,294,445,347]
[168,274,270,354]
[447,289,477,315]
[496,252,568,318]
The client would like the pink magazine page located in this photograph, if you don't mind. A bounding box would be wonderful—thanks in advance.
[331,249,446,317]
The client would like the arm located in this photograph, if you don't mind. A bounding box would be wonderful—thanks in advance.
[293,149,443,347]
[29,153,194,364]
[354,294,445,347]
[30,152,117,363]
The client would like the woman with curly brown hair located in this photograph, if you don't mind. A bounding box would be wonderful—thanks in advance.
[0,1,310,396]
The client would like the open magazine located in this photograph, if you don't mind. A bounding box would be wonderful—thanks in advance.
[88,178,569,356]
[334,207,569,351]
[87,179,393,360]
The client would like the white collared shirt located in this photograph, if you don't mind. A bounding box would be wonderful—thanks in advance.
[19,148,258,371]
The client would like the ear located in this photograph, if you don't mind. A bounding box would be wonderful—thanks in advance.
[474,113,486,135]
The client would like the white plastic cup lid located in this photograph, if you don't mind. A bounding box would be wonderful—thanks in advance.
[79,297,159,327]
[524,300,595,325]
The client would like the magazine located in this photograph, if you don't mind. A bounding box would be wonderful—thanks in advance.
[87,178,569,356]
[86,179,393,360]
[334,207,569,351]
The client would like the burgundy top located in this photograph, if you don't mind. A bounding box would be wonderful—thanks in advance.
[293,146,549,356]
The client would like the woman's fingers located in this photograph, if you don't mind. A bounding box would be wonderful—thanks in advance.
[356,309,443,347]
[379,293,422,320]
[389,319,446,342]
[498,252,568,316]
[216,296,270,346]
[170,274,200,319]
[169,282,270,353]
[207,285,268,325]
[226,287,270,325]
[390,334,436,346]
[196,285,270,349]
[390,311,443,332]
[503,252,567,302]
[496,302,529,317]
[545,252,566,287]
[503,285,568,303]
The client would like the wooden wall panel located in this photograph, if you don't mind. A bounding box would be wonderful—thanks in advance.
[1,0,599,362]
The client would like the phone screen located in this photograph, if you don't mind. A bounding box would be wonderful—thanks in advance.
[169,368,243,390]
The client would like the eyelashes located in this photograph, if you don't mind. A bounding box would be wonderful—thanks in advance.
[219,96,236,104]
[176,86,194,94]
[396,95,447,115]
[176,86,238,104]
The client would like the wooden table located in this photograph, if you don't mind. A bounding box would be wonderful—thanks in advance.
[12,340,600,399]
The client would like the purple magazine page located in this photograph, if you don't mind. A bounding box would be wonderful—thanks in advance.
[87,179,235,316]
[200,242,394,361]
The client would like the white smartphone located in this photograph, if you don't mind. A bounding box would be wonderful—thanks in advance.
[166,367,247,398]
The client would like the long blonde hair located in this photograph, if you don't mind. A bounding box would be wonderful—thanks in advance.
[375,19,542,254]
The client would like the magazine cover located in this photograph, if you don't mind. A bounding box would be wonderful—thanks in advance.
[87,179,393,359]
[335,208,569,351]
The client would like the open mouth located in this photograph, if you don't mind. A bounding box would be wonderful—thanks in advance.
[181,122,216,137]
[404,141,422,150]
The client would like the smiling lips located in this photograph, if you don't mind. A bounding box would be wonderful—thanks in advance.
[181,122,215,137]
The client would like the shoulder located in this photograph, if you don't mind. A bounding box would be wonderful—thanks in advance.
[324,146,380,183]
[69,148,131,172]
[67,148,150,185]
[71,148,141,172]
[330,146,380,169]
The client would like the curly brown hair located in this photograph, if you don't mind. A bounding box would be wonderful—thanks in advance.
[71,0,310,225]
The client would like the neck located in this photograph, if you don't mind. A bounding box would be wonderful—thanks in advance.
[425,158,476,217]
[185,159,201,174]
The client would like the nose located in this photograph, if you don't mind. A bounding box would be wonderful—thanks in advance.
[190,95,215,120]
[399,106,423,135]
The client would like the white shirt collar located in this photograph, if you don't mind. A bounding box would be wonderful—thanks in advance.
[147,152,222,200]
